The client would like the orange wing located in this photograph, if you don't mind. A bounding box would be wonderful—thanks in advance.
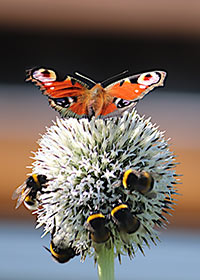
[26,67,91,118]
[99,70,166,118]
[26,68,87,97]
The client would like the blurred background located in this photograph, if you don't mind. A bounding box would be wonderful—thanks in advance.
[0,0,200,279]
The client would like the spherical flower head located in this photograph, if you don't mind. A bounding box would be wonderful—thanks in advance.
[32,109,178,261]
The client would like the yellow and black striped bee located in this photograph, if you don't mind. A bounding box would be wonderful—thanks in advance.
[111,204,140,235]
[12,174,48,210]
[85,213,110,243]
[122,169,154,194]
[44,221,77,263]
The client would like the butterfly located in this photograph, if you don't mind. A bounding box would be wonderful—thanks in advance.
[26,68,166,119]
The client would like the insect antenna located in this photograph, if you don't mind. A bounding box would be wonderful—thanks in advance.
[101,70,129,86]
[74,72,97,85]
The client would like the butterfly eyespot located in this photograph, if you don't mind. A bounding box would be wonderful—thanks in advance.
[51,97,75,108]
[32,68,57,82]
[137,72,160,86]
[53,98,70,108]
[115,98,132,108]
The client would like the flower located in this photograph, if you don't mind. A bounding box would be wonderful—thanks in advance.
[31,109,178,263]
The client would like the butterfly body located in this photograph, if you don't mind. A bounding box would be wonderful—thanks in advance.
[26,68,166,119]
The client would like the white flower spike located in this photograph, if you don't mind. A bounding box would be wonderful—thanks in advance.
[31,110,178,261]
[12,109,179,280]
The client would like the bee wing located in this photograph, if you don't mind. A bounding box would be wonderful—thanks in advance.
[12,182,27,200]
[15,187,32,209]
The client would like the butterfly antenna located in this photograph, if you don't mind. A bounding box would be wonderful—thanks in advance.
[101,70,129,86]
[75,72,96,85]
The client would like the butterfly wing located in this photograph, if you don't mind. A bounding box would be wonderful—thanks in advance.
[100,71,166,118]
[26,68,91,118]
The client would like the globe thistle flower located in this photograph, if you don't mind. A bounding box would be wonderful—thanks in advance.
[29,109,178,279]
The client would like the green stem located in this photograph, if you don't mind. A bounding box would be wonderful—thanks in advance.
[96,243,115,280]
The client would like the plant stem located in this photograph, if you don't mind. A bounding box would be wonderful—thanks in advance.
[96,243,115,280]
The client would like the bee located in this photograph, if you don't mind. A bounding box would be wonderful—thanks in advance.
[85,213,110,243]
[111,204,140,235]
[122,169,154,195]
[12,174,48,210]
[44,220,77,263]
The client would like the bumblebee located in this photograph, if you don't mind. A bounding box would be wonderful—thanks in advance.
[12,174,48,210]
[85,213,110,243]
[122,169,154,194]
[111,204,140,234]
[44,221,77,263]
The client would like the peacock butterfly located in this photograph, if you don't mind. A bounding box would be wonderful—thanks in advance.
[26,68,166,119]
